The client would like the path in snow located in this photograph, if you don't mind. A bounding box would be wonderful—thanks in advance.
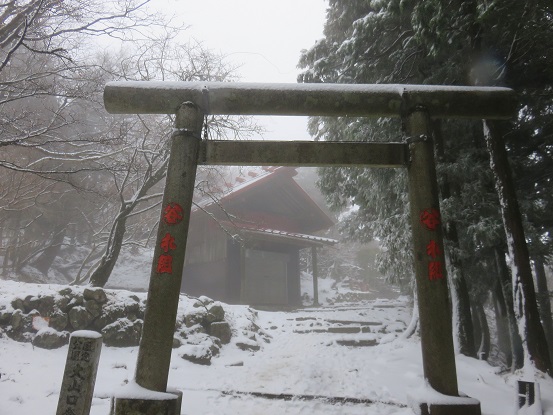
[4,289,542,415]
[176,299,418,415]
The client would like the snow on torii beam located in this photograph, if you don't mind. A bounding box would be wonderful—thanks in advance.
[104,81,516,119]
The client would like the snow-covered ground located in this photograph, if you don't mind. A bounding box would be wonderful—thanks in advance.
[1,280,552,415]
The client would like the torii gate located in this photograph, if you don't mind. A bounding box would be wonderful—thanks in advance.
[103,82,515,415]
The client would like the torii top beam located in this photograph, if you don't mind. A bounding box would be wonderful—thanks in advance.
[104,81,516,120]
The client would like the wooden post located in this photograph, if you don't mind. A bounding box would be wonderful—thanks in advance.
[311,246,319,306]
[240,246,247,304]
[56,331,102,415]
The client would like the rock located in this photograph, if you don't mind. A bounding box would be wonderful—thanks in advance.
[174,314,186,330]
[93,305,126,330]
[8,310,35,342]
[198,296,214,306]
[172,337,182,348]
[33,295,55,316]
[83,287,108,304]
[10,298,24,311]
[206,303,225,323]
[49,311,69,331]
[249,322,262,333]
[68,306,93,330]
[124,302,142,321]
[84,300,102,318]
[185,310,207,328]
[32,328,69,349]
[66,295,84,310]
[23,295,36,313]
[226,361,244,367]
[180,345,213,365]
[181,324,206,339]
[55,296,72,313]
[7,328,33,343]
[58,287,73,296]
[209,321,232,344]
[0,310,13,325]
[102,318,142,347]
[10,309,24,330]
[236,340,260,352]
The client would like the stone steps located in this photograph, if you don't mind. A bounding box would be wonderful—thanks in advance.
[273,304,405,347]
[335,339,378,347]
[278,305,408,348]
[293,325,373,334]
[288,315,385,347]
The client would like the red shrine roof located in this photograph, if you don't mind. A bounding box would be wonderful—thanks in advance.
[193,167,335,241]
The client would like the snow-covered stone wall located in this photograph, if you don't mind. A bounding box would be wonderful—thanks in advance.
[0,283,268,365]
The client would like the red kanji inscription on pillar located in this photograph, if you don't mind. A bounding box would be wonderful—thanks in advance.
[163,203,184,225]
[426,240,442,259]
[420,208,441,231]
[160,233,176,253]
[157,254,173,274]
[428,261,444,281]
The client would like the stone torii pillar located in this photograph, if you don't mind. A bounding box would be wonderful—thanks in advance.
[111,102,203,414]
[104,81,516,414]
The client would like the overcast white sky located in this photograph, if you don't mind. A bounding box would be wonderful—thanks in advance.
[154,0,328,140]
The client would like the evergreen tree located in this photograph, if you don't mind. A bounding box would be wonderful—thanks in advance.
[299,0,553,373]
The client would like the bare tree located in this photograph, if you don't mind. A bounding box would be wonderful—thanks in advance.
[0,0,166,279]
[83,36,262,287]
[0,3,262,287]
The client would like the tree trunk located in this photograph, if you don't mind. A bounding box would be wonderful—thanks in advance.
[86,153,168,288]
[534,258,553,364]
[450,266,477,357]
[401,293,419,340]
[493,273,513,368]
[474,301,490,360]
[495,248,524,371]
[33,224,68,276]
[484,120,552,375]
[471,303,482,355]
[89,216,127,287]
[433,120,476,358]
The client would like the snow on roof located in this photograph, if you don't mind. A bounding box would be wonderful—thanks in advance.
[193,166,335,237]
[238,225,338,247]
[193,166,291,211]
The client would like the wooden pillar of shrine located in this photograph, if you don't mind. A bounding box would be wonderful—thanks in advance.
[312,246,319,306]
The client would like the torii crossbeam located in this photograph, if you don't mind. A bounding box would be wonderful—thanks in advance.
[103,81,516,415]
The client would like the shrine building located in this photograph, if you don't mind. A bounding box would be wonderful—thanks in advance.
[181,167,337,307]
